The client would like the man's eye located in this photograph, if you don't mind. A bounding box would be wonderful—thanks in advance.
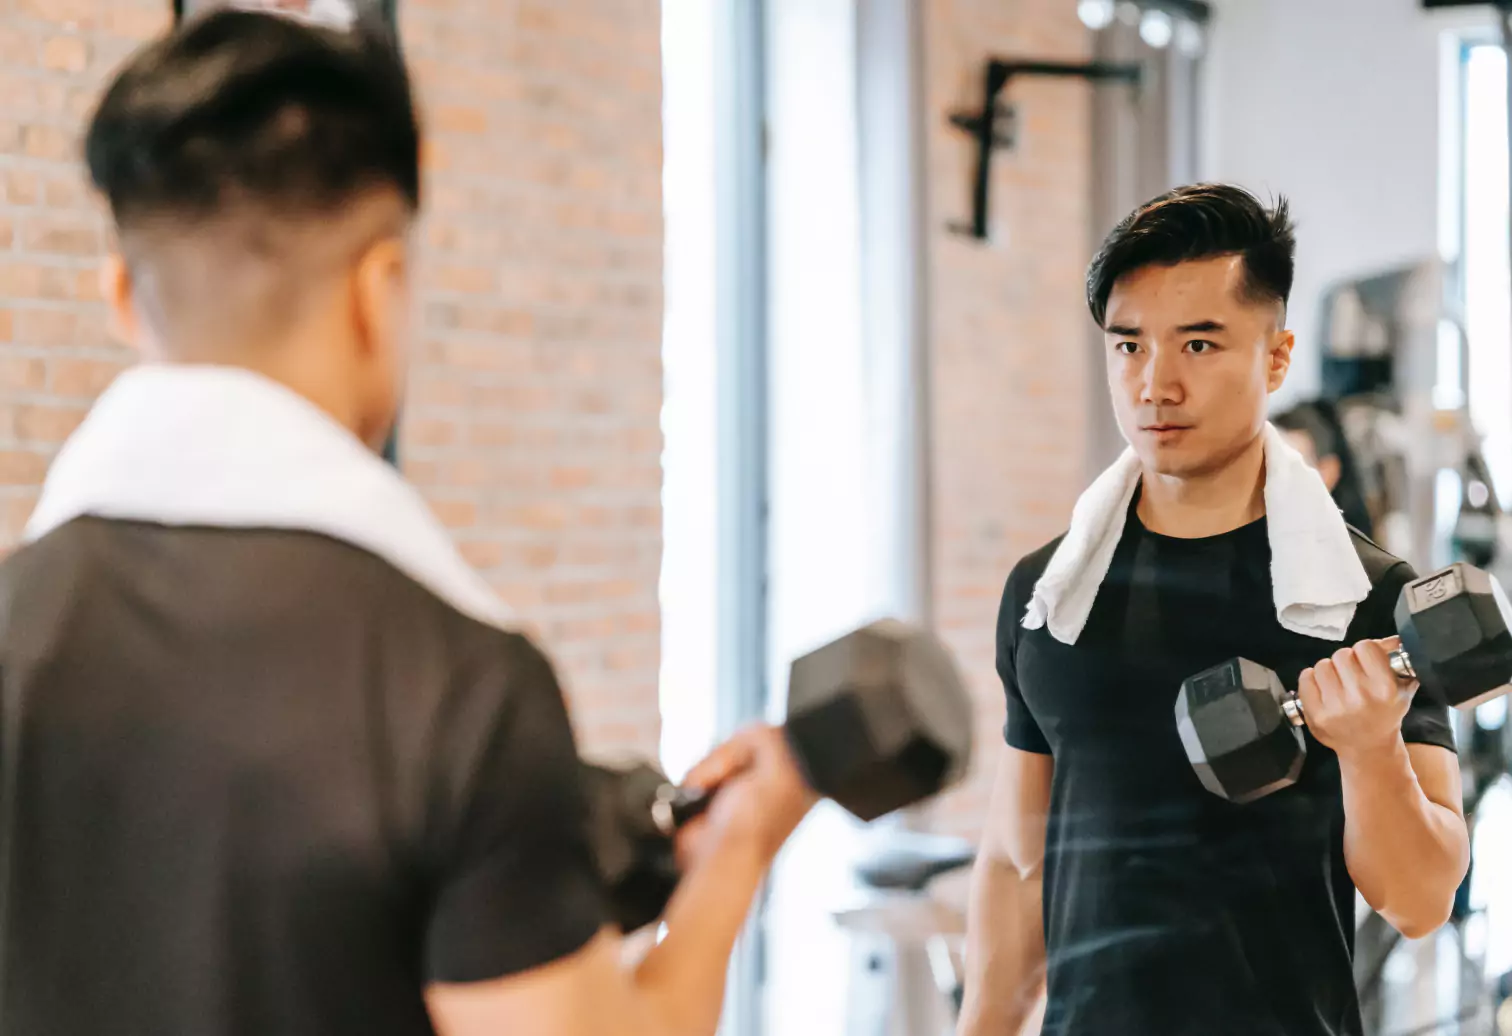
[1114,341,1139,355]
[1187,340,1217,354]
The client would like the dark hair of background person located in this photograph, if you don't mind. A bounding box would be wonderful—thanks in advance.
[85,6,419,234]
[1086,183,1297,329]
[1274,400,1375,536]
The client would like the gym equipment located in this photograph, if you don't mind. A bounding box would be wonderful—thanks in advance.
[584,620,974,933]
[1176,562,1512,804]
[836,830,976,1036]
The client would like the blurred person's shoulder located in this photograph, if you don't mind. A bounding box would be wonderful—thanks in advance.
[997,533,1067,630]
[0,515,552,706]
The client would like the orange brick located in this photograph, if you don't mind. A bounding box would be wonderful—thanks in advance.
[432,105,488,134]
[0,451,50,485]
[5,171,38,206]
[41,35,87,73]
[21,124,75,162]
[16,0,97,27]
[104,5,168,40]
[0,357,46,391]
[430,498,478,529]
[14,307,80,344]
[22,215,98,256]
[51,357,123,397]
[15,403,86,443]
[459,540,506,569]
[406,417,458,449]
[72,269,103,304]
[3,493,38,534]
[43,174,87,209]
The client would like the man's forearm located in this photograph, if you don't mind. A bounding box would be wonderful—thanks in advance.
[958,855,1046,1036]
[1340,738,1469,938]
[632,839,767,1036]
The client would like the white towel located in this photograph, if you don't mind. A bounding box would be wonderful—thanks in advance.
[1022,422,1373,645]
[24,363,517,634]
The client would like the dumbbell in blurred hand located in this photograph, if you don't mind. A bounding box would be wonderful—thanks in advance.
[1176,563,1512,804]
[583,620,974,932]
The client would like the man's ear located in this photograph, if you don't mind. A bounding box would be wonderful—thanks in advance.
[1267,328,1295,393]
[101,253,147,353]
[351,235,408,360]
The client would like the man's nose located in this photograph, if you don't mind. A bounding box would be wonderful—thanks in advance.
[1139,345,1183,406]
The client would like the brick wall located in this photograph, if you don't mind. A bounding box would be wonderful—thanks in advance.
[399,0,665,757]
[0,1,159,546]
[924,0,1093,835]
[0,0,666,760]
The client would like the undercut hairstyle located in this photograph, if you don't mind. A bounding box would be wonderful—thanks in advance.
[86,6,419,230]
[1085,183,1296,329]
[82,6,420,347]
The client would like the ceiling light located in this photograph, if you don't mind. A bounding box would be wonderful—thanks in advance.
[1139,8,1174,49]
[1176,18,1205,57]
[1077,0,1117,30]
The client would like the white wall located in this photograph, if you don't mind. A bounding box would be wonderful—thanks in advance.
[1201,0,1489,406]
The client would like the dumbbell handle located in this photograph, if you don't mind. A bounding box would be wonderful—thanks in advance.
[1280,647,1418,727]
[648,783,714,837]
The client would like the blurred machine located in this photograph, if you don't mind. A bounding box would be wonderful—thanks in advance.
[1317,258,1512,1035]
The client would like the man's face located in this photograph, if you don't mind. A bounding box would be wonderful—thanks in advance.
[1104,255,1293,479]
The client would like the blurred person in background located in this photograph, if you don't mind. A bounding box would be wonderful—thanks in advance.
[1274,399,1376,537]
[0,9,813,1036]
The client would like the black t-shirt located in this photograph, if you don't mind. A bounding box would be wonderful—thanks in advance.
[997,507,1457,1036]
[0,518,606,1036]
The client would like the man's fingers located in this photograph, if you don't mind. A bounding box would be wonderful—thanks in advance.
[682,736,755,793]
[1330,647,1367,701]
[1353,638,1401,691]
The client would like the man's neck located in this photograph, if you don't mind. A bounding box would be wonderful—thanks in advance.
[1136,433,1267,539]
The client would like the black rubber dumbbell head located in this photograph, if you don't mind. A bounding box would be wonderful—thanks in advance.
[1396,563,1512,710]
[784,619,973,822]
[1175,657,1305,804]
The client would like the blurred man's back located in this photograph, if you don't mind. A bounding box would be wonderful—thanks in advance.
[0,514,583,1036]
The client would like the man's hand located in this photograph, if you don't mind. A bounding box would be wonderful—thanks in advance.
[1297,637,1415,759]
[674,725,818,869]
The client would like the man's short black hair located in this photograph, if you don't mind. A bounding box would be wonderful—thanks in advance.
[85,6,420,233]
[1086,183,1296,328]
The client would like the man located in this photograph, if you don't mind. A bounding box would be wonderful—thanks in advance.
[0,9,814,1036]
[958,185,1469,1036]
[1274,399,1374,535]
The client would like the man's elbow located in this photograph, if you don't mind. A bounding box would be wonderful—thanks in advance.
[1379,856,1468,940]
[1385,904,1453,942]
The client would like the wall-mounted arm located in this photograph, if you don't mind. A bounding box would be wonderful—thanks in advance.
[948,59,1142,240]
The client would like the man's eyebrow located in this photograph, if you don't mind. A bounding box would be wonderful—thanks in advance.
[1178,320,1226,334]
[1105,323,1140,337]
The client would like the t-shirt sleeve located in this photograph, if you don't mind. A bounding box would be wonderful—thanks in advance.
[1367,561,1457,754]
[999,563,1051,755]
[423,634,606,984]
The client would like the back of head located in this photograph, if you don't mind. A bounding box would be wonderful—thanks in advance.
[1086,183,1296,329]
[84,5,420,354]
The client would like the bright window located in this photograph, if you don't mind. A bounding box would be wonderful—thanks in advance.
[658,0,721,783]
[1461,42,1512,508]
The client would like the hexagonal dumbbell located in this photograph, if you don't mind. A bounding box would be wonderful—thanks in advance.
[585,619,974,931]
[1176,562,1512,804]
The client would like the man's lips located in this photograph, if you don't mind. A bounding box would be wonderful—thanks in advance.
[1141,424,1191,433]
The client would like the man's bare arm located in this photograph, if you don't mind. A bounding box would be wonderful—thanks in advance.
[427,833,768,1036]
[426,725,812,1036]
[957,744,1053,1036]
[1341,741,1469,939]
[1298,641,1470,940]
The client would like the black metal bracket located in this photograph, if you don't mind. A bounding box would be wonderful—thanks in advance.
[948,59,1143,240]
